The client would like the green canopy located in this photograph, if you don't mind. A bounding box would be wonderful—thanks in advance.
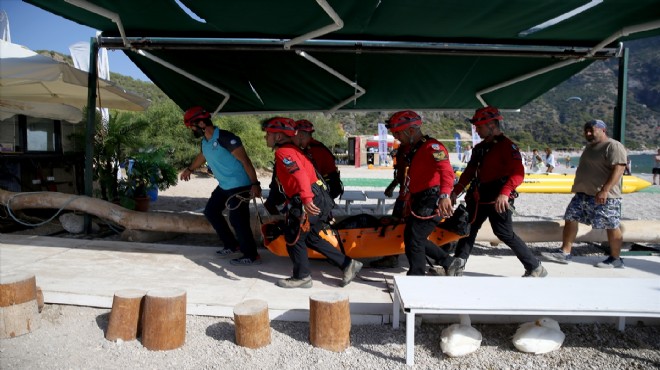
[26,0,660,114]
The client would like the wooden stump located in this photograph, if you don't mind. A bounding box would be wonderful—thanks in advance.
[309,292,351,352]
[141,288,186,351]
[36,286,44,313]
[106,289,146,342]
[0,272,41,339]
[233,299,271,349]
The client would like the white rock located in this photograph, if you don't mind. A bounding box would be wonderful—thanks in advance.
[513,317,565,354]
[440,314,482,357]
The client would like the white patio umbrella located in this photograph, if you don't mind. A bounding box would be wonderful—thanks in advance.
[0,40,149,122]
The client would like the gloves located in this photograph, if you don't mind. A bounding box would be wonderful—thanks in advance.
[384,180,397,198]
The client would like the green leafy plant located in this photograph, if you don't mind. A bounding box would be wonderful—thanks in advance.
[118,148,178,207]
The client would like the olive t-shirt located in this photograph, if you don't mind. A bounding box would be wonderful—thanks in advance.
[571,138,627,198]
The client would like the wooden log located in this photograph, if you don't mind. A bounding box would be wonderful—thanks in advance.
[0,272,41,339]
[141,288,186,351]
[0,189,213,234]
[106,289,146,342]
[233,299,271,349]
[0,189,264,239]
[309,292,351,352]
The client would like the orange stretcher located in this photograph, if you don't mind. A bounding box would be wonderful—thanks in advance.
[261,209,469,259]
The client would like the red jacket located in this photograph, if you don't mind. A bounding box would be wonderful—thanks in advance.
[407,137,455,195]
[305,138,338,176]
[455,134,523,198]
[274,143,319,204]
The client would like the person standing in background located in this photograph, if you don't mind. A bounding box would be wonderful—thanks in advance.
[541,119,628,268]
[462,144,472,163]
[544,147,556,173]
[530,149,543,172]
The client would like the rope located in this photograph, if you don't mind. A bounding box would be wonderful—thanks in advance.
[4,192,83,227]
[224,190,252,211]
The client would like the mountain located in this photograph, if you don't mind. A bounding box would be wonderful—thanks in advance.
[501,36,660,150]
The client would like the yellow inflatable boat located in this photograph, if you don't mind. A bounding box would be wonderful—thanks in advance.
[517,174,651,194]
[455,171,651,194]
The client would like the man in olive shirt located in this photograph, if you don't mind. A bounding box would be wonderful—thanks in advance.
[542,120,627,268]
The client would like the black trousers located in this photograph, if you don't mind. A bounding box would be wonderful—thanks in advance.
[454,200,540,271]
[204,185,258,259]
[403,216,453,276]
[286,185,351,279]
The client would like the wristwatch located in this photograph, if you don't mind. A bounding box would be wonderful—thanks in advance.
[439,193,449,199]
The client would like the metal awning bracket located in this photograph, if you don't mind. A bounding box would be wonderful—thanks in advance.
[295,50,365,113]
[283,0,344,50]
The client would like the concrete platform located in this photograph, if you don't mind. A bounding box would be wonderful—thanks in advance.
[2,234,659,325]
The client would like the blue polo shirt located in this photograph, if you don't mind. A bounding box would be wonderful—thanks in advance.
[202,127,251,190]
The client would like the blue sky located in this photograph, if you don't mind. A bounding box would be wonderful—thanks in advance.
[2,0,150,81]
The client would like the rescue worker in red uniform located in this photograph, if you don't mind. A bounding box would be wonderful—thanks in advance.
[386,110,460,276]
[262,117,362,288]
[263,119,343,214]
[294,119,344,199]
[450,106,548,277]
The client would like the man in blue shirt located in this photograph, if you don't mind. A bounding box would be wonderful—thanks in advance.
[180,106,262,266]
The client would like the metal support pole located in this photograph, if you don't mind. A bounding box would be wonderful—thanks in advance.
[84,37,99,233]
[614,47,628,145]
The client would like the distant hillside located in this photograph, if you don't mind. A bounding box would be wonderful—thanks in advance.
[501,36,660,150]
[40,36,660,149]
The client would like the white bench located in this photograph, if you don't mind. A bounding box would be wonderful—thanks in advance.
[364,190,397,215]
[339,190,366,214]
[392,276,660,366]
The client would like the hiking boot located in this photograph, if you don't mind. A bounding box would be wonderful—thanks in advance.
[369,255,399,268]
[276,276,313,289]
[427,265,446,276]
[595,256,625,269]
[341,260,363,287]
[229,255,262,266]
[446,257,466,277]
[523,264,548,277]
[540,249,572,264]
[216,248,242,259]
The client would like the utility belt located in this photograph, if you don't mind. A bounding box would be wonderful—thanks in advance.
[465,178,518,224]
[283,180,332,245]
[410,186,441,219]
[323,170,344,199]
[468,177,518,204]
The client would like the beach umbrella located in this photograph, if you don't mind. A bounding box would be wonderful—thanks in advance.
[0,40,149,122]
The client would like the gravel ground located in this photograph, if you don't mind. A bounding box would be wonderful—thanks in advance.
[2,304,659,370]
[2,168,659,369]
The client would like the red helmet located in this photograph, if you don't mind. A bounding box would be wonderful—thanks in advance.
[295,119,315,132]
[262,117,297,137]
[184,106,211,127]
[469,106,502,126]
[386,110,422,132]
